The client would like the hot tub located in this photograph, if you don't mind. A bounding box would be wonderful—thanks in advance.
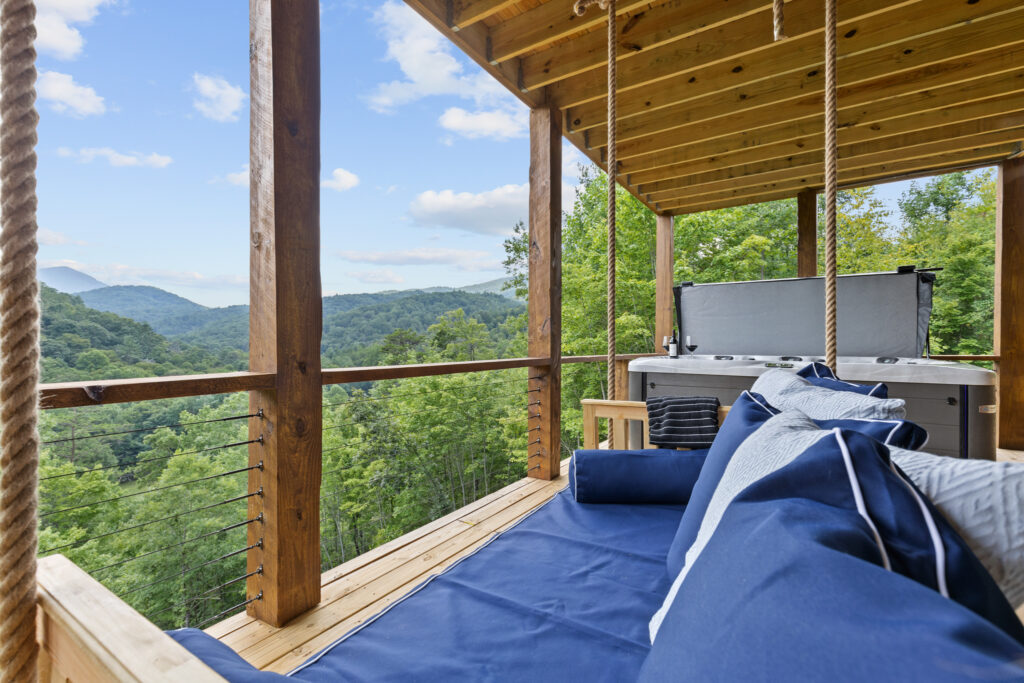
[628,355,995,459]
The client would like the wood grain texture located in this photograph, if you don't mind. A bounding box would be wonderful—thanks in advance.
[655,214,675,351]
[997,157,1024,449]
[797,189,818,277]
[528,106,562,481]
[39,372,276,410]
[322,357,548,384]
[37,555,225,682]
[247,0,323,627]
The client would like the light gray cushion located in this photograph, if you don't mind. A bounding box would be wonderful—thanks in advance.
[751,369,906,421]
[892,448,1024,608]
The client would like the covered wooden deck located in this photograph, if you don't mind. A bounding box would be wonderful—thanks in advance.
[205,460,570,673]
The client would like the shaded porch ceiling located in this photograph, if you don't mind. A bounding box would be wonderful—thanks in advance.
[403,0,1024,214]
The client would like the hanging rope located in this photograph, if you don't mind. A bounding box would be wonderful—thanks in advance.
[773,0,786,40]
[823,0,838,371]
[0,0,40,679]
[573,0,618,403]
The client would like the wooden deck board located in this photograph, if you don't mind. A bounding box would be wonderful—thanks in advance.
[211,460,569,672]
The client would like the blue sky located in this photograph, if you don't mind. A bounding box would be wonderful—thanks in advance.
[34,0,937,307]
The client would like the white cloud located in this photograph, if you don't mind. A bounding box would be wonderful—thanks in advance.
[367,1,506,113]
[348,269,405,285]
[36,0,113,60]
[225,164,249,186]
[438,106,526,141]
[40,259,246,289]
[410,183,527,236]
[58,146,172,168]
[322,168,360,192]
[338,247,500,272]
[39,228,86,246]
[38,70,105,116]
[192,73,247,123]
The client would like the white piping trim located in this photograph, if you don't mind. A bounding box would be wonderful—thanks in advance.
[833,429,891,571]
[883,422,902,446]
[889,461,949,598]
[572,454,579,502]
[742,390,778,416]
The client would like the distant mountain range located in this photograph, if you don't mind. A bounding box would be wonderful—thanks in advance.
[39,266,107,293]
[39,267,522,369]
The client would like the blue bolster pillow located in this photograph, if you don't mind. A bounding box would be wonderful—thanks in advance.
[798,361,888,397]
[569,448,708,505]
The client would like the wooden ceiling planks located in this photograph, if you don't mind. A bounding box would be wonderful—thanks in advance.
[402,0,1024,214]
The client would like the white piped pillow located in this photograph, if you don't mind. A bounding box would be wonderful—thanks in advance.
[892,448,1024,608]
[751,369,906,420]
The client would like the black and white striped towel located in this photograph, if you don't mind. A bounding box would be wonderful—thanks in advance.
[646,395,721,449]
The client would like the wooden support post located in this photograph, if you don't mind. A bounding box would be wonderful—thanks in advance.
[655,213,675,352]
[797,189,818,277]
[996,157,1024,450]
[247,0,322,627]
[528,106,562,480]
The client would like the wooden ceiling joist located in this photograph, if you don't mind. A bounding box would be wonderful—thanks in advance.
[401,0,1024,215]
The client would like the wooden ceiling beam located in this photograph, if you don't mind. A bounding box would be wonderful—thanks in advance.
[402,0,538,109]
[550,0,1007,111]
[629,115,1024,188]
[450,0,520,31]
[519,0,769,91]
[607,69,1024,162]
[651,145,1016,209]
[620,90,1024,177]
[488,0,653,65]
[566,1,1024,132]
[588,46,1024,148]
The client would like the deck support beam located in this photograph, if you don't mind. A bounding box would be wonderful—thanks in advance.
[996,157,1024,450]
[797,189,818,277]
[528,106,562,480]
[655,214,675,352]
[247,0,323,626]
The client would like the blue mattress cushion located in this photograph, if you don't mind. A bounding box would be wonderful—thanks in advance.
[569,448,708,504]
[797,361,888,397]
[664,391,929,577]
[641,419,1024,681]
[166,628,287,682]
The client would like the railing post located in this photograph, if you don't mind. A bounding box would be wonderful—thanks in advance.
[797,188,818,277]
[996,157,1024,450]
[655,213,674,352]
[246,0,322,626]
[528,105,562,480]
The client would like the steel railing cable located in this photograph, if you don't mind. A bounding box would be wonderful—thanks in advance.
[320,376,528,408]
[41,464,261,518]
[39,438,260,482]
[119,541,260,598]
[194,591,262,630]
[323,394,514,431]
[41,412,259,446]
[88,515,262,576]
[39,489,260,554]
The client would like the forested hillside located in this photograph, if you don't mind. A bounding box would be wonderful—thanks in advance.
[79,285,206,327]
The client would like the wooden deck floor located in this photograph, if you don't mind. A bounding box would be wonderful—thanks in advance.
[207,460,570,673]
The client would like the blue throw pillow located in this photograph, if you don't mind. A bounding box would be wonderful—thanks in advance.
[167,628,288,682]
[663,391,928,577]
[798,361,888,397]
[569,448,708,505]
[641,425,1024,681]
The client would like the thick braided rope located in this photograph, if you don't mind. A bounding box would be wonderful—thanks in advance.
[0,0,41,680]
[823,0,838,371]
[773,0,786,40]
[606,0,617,402]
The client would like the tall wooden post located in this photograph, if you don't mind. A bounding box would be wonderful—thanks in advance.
[797,189,818,277]
[528,106,562,480]
[247,0,323,626]
[655,214,675,352]
[996,157,1024,450]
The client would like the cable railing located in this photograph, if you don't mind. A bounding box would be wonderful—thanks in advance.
[38,394,262,630]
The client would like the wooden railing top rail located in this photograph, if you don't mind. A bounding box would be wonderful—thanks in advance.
[38,354,665,410]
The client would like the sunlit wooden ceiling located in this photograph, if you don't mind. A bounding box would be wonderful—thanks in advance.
[404,0,1024,214]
